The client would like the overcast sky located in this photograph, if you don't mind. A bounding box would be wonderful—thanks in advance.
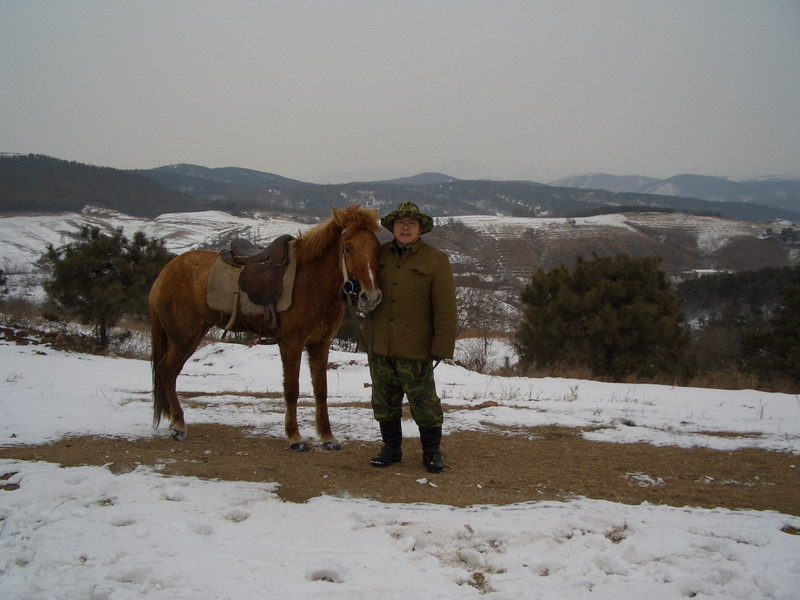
[2,1,799,183]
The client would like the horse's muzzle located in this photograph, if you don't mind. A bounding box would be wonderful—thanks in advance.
[358,289,382,312]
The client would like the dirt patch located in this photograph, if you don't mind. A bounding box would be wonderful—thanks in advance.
[1,424,798,515]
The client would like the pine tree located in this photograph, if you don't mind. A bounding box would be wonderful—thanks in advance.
[516,253,690,380]
[741,285,800,385]
[43,226,173,346]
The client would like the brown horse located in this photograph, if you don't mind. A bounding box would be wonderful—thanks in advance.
[148,205,382,451]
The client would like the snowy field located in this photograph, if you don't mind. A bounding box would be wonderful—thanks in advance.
[1,339,799,599]
[0,208,316,274]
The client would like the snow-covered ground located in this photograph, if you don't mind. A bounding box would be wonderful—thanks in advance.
[1,208,799,597]
[1,339,799,599]
[0,208,316,274]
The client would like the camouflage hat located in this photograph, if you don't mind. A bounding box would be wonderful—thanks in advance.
[381,202,433,234]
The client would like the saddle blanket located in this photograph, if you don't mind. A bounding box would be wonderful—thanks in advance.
[206,242,297,318]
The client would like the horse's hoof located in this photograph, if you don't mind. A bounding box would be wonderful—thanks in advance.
[290,441,310,452]
[322,440,342,451]
[171,429,187,442]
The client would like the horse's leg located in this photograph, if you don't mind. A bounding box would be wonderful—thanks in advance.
[279,341,308,451]
[306,340,340,450]
[150,250,219,441]
[153,306,209,441]
[157,341,202,441]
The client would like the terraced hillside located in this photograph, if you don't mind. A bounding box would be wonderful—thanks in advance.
[428,213,797,289]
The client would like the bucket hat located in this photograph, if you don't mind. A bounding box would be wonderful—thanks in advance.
[381,202,433,234]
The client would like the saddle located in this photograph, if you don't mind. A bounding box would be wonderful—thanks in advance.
[219,234,294,331]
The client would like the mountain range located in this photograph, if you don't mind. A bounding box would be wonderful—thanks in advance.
[549,172,800,213]
[135,163,800,224]
[2,154,799,224]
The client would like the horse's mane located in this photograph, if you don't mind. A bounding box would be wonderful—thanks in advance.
[293,205,380,265]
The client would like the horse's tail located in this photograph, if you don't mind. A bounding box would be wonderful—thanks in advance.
[149,299,169,429]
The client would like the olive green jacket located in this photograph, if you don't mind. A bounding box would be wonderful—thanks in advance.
[367,238,458,361]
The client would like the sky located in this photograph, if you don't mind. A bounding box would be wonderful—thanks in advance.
[1,1,799,184]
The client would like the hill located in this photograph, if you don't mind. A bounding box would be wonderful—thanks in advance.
[552,172,800,214]
[365,172,462,185]
[640,174,800,212]
[549,173,660,193]
[0,154,200,218]
[3,155,800,224]
[134,163,306,190]
[136,163,800,224]
[428,213,799,293]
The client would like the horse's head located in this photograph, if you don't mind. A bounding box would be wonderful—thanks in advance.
[332,206,382,312]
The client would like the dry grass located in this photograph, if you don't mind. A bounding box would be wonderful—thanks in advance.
[1,424,797,515]
[688,368,760,391]
[513,360,799,394]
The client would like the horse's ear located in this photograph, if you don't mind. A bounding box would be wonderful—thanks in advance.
[331,206,345,227]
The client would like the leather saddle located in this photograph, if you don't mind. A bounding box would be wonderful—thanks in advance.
[219,234,294,331]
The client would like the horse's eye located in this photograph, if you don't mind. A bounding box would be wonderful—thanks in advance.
[344,244,353,254]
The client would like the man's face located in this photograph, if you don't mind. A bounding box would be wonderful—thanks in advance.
[392,217,421,247]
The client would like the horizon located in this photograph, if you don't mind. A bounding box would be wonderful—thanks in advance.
[4,152,800,186]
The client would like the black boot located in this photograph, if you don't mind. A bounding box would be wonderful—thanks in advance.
[370,419,403,467]
[419,426,444,473]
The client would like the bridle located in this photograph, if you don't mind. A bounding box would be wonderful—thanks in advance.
[340,249,360,298]
[339,231,374,357]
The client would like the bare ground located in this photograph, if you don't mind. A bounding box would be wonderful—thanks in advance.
[2,424,798,517]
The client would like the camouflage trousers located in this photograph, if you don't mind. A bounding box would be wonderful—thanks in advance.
[368,354,443,428]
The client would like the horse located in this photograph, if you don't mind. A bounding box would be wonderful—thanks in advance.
[148,205,382,451]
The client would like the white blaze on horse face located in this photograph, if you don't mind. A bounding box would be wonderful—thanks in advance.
[355,245,381,312]
[364,248,377,290]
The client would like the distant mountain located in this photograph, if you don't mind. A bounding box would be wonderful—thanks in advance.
[550,173,660,193]
[136,164,306,188]
[554,172,800,213]
[128,164,800,223]
[140,164,800,223]
[639,174,800,212]
[0,154,200,218]
[4,156,800,224]
[373,172,461,185]
[127,164,314,215]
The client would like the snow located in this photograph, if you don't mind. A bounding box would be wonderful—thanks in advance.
[2,340,799,599]
[0,208,318,301]
[0,208,315,271]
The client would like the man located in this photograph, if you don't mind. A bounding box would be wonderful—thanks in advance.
[366,202,458,473]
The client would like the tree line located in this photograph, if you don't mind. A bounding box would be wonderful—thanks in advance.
[514,255,799,389]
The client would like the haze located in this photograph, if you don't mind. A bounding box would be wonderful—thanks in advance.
[1,0,798,183]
